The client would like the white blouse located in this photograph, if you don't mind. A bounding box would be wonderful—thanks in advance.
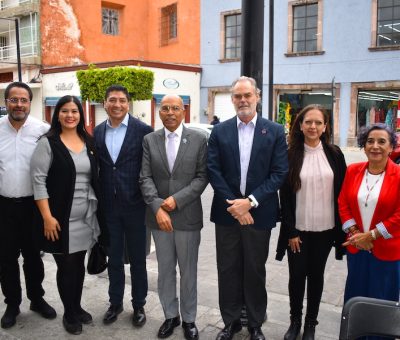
[357,170,385,233]
[295,142,335,232]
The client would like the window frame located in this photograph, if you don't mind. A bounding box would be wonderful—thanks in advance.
[220,9,241,62]
[370,0,400,51]
[102,7,119,36]
[160,3,178,46]
[286,0,324,57]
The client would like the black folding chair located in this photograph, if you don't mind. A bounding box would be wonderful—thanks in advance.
[339,296,400,339]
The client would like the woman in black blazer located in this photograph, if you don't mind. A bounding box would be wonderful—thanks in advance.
[276,104,346,340]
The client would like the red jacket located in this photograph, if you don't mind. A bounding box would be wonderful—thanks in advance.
[338,159,400,261]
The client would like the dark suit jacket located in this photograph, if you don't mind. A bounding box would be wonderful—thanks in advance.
[276,143,347,261]
[139,126,208,231]
[94,114,153,211]
[207,115,288,229]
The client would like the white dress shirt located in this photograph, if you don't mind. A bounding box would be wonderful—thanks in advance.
[164,123,183,159]
[0,115,49,198]
[237,115,259,207]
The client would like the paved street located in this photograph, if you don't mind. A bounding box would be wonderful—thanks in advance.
[0,148,366,340]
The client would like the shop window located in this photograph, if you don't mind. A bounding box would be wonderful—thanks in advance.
[286,1,324,56]
[102,7,119,35]
[377,0,400,46]
[357,90,400,131]
[221,11,241,61]
[277,91,333,133]
[160,3,178,46]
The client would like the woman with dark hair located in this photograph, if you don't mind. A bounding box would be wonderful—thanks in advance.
[30,95,107,335]
[276,104,347,340]
[339,124,400,340]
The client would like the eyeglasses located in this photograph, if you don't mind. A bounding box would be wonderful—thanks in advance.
[6,98,30,104]
[160,105,183,113]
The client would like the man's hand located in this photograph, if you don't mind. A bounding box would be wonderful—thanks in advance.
[156,208,173,232]
[161,196,177,212]
[226,198,252,219]
[237,212,254,225]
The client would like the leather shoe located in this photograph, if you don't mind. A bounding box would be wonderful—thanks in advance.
[216,320,242,340]
[1,305,20,329]
[284,316,301,340]
[63,314,82,335]
[132,307,146,327]
[182,321,199,340]
[103,304,123,325]
[30,298,57,319]
[76,307,93,324]
[158,316,181,338]
[248,326,265,340]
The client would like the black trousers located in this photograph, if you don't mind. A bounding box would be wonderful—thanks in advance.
[216,223,271,328]
[287,229,334,321]
[0,196,45,306]
[53,251,87,318]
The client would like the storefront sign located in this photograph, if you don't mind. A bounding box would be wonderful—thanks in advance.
[163,78,179,89]
[56,83,73,91]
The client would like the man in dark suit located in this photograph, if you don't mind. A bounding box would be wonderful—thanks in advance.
[207,76,288,340]
[140,94,208,340]
[94,85,153,327]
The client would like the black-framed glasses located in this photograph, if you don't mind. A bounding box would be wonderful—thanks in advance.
[160,105,183,113]
[6,98,30,104]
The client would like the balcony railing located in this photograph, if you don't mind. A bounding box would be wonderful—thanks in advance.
[0,25,38,61]
[0,0,38,11]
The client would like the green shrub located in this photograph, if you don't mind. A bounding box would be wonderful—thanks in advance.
[77,64,154,102]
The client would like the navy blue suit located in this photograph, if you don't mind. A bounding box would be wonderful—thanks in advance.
[207,115,288,327]
[94,114,153,308]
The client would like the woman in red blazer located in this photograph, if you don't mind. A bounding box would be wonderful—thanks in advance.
[339,124,400,319]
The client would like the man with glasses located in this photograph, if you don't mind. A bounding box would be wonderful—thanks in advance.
[140,95,208,340]
[0,81,56,329]
[94,84,153,327]
[207,76,288,340]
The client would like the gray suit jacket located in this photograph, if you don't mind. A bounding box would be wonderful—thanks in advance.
[139,126,208,231]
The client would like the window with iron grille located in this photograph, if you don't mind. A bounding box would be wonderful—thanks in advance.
[224,13,241,59]
[102,8,119,36]
[161,3,177,46]
[377,0,400,46]
[292,3,318,52]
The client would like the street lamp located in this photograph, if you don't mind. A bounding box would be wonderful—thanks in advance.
[0,17,22,81]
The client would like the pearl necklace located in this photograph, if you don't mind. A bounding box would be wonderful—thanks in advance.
[364,169,384,207]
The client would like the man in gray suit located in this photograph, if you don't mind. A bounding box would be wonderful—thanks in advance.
[139,94,208,340]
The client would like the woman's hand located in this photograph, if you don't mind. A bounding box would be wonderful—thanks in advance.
[343,231,374,251]
[43,216,61,241]
[289,237,302,253]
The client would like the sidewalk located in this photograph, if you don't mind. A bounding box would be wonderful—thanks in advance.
[0,148,364,340]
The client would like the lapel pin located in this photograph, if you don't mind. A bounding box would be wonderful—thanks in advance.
[182,138,187,144]
[90,150,94,155]
[261,129,267,134]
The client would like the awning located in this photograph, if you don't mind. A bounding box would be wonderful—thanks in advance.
[153,94,190,105]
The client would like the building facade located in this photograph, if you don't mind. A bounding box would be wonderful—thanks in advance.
[0,0,201,128]
[200,0,400,146]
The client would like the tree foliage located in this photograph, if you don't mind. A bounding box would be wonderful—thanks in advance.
[76,64,154,102]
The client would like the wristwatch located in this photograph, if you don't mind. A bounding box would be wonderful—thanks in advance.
[248,197,256,208]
